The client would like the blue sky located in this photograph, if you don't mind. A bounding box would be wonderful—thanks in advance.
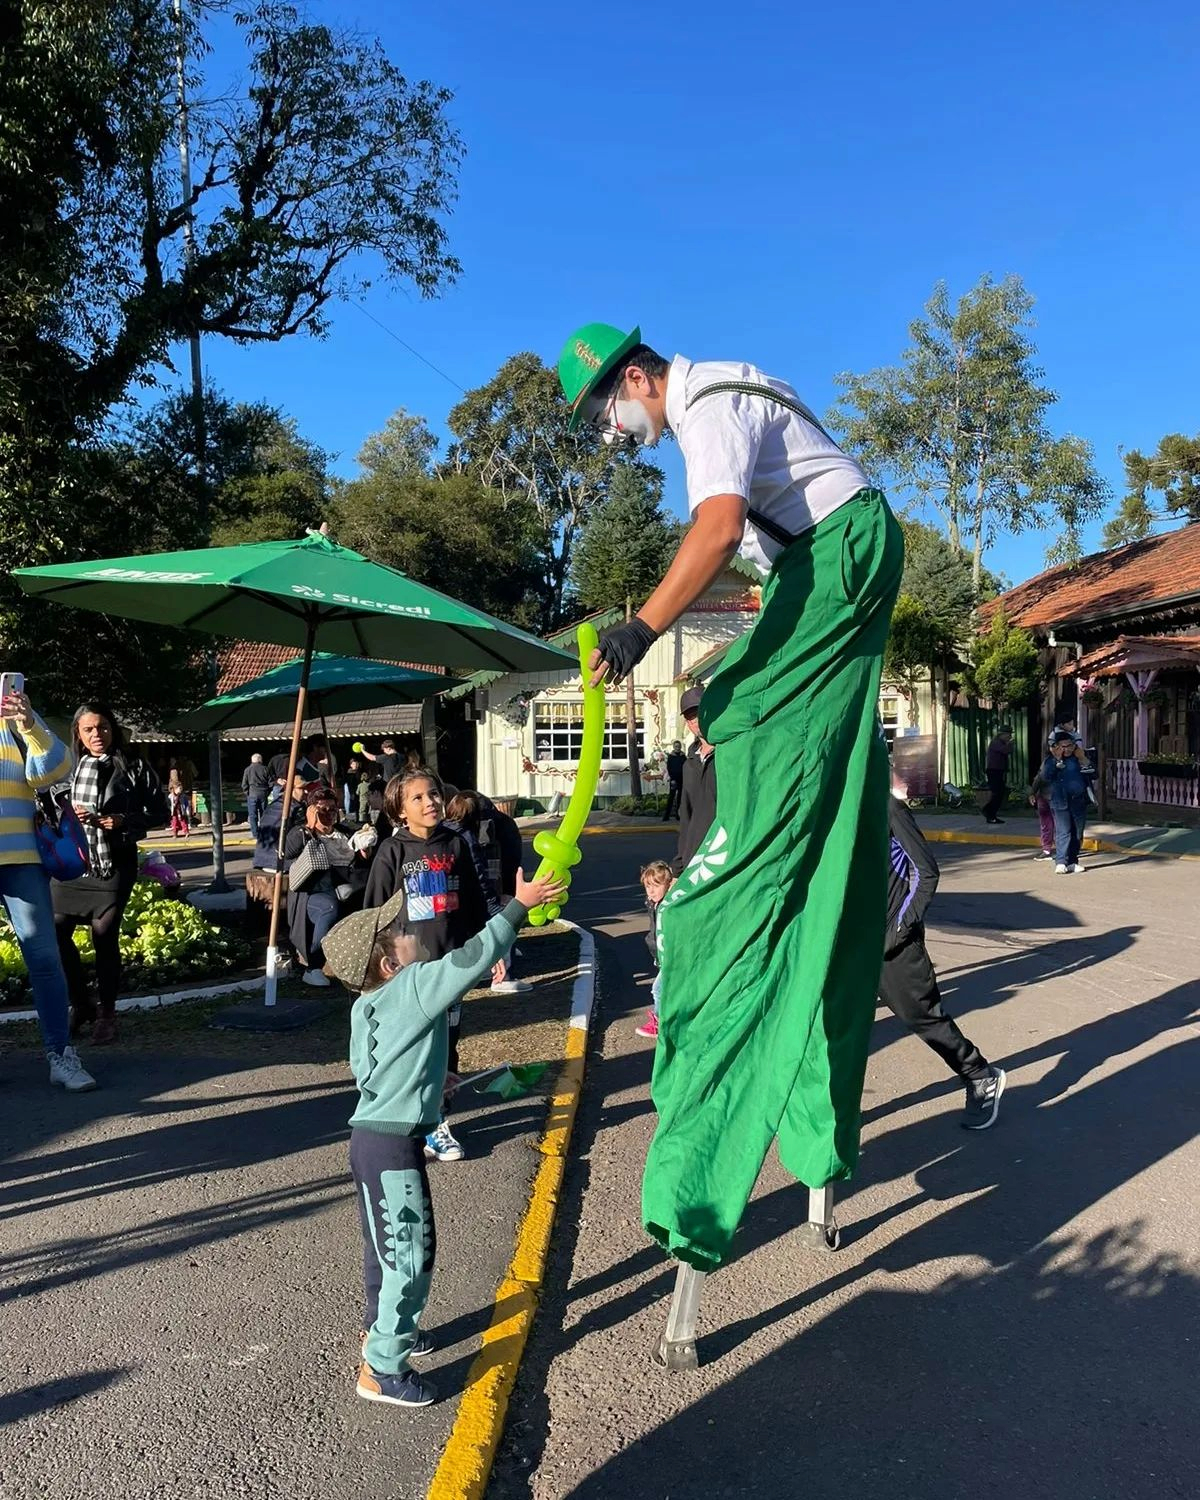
[194,0,1200,587]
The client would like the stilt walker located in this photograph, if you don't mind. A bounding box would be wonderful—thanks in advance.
[558,325,904,1306]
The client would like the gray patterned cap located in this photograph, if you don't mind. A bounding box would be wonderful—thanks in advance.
[321,891,407,991]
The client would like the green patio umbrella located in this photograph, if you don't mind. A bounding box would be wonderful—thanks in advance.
[16,529,572,1007]
[168,653,463,735]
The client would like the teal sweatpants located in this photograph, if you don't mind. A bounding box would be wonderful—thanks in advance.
[643,490,903,1270]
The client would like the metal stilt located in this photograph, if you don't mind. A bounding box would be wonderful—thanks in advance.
[656,1184,843,1371]
[656,1262,706,1370]
[798,1183,841,1252]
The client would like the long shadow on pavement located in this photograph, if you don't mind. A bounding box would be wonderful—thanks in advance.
[494,872,1199,1500]
[563,1026,1200,1499]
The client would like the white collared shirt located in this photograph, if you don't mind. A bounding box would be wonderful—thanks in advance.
[664,354,869,574]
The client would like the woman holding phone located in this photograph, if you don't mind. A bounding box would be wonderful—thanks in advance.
[53,703,168,1043]
[0,675,96,1089]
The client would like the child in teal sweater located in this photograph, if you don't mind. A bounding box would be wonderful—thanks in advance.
[322,863,564,1409]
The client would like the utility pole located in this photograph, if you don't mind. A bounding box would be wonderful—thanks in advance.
[174,0,229,891]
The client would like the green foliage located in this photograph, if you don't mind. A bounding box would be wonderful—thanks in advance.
[570,464,680,610]
[135,388,332,547]
[885,595,944,724]
[0,1,461,715]
[332,416,544,626]
[968,608,1041,708]
[1103,433,1200,549]
[831,276,1109,588]
[898,518,982,639]
[609,794,668,816]
[0,879,250,1006]
[0,1,462,447]
[447,354,664,631]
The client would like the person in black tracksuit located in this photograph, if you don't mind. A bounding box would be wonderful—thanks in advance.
[662,741,686,821]
[884,789,1006,1131]
[671,687,718,876]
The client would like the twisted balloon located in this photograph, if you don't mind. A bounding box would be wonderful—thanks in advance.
[527,622,606,925]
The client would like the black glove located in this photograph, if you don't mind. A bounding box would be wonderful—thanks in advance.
[596,618,658,685]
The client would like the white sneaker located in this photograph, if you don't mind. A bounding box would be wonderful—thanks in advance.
[489,978,532,994]
[1070,862,1086,874]
[302,968,331,988]
[48,1046,97,1092]
[1055,863,1069,874]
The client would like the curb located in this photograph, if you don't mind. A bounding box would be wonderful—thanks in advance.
[921,827,1200,861]
[0,976,266,1028]
[426,920,596,1500]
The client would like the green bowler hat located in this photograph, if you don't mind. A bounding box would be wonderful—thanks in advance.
[558,322,641,432]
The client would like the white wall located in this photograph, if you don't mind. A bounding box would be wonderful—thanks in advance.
[474,581,757,805]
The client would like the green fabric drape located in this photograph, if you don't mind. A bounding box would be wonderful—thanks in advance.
[643,490,904,1270]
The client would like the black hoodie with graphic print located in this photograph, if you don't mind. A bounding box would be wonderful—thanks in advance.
[362,822,488,959]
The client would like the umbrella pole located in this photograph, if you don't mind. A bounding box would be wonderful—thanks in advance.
[265,619,316,1006]
[207,726,230,893]
[318,709,336,805]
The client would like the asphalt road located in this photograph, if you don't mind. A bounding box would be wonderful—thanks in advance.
[0,925,561,1500]
[491,830,1200,1500]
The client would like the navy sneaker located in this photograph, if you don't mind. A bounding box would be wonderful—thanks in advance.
[356,1363,436,1407]
[962,1066,1006,1131]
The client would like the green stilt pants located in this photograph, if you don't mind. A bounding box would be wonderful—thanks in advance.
[643,489,903,1270]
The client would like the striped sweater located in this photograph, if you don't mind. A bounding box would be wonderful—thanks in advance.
[0,716,73,866]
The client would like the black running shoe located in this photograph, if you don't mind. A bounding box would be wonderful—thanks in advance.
[962,1066,1006,1131]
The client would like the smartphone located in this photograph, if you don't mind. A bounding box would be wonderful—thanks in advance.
[0,672,24,711]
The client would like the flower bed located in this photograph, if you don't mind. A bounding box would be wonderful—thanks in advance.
[0,879,251,1009]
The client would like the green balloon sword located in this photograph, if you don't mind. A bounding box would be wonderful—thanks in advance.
[526,621,606,925]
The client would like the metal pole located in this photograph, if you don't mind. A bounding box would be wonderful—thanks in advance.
[174,0,228,890]
[265,619,316,1006]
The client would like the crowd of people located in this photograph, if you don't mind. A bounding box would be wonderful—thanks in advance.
[244,738,529,1169]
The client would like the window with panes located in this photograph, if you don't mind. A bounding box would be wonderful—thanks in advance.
[532,699,646,765]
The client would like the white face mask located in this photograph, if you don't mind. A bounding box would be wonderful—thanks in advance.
[610,396,659,447]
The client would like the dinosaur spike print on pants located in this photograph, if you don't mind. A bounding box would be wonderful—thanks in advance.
[351,1129,436,1374]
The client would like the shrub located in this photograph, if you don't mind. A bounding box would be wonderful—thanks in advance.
[610,794,669,816]
[0,879,251,1007]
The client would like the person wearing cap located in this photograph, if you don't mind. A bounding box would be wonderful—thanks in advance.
[672,685,716,878]
[322,863,565,1409]
[982,724,1015,825]
[558,323,903,1270]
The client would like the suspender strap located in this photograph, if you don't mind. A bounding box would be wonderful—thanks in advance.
[684,380,839,445]
[683,380,844,548]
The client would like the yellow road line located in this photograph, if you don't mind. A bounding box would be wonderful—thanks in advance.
[426,992,590,1498]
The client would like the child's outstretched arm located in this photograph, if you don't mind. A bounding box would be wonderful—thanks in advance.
[410,869,566,1021]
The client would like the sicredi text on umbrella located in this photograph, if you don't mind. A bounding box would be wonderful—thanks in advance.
[289,584,432,616]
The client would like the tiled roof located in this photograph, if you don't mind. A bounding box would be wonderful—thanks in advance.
[676,638,733,682]
[216,640,433,694]
[978,524,1200,634]
[1059,633,1200,679]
